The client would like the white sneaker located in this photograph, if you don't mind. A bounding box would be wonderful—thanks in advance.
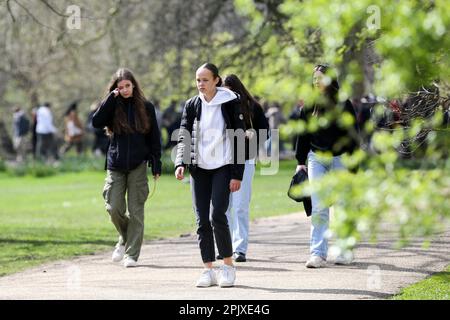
[334,251,354,265]
[123,257,137,268]
[112,245,125,262]
[196,269,217,287]
[305,255,327,268]
[218,265,236,287]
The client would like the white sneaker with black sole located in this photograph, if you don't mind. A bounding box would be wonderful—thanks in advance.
[196,269,217,287]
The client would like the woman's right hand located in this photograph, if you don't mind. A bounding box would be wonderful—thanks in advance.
[175,166,185,180]
[112,88,120,97]
[296,165,307,173]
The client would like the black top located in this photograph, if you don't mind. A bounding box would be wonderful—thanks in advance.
[244,101,270,160]
[295,99,359,165]
[92,92,162,175]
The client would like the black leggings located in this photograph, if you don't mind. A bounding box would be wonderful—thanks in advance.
[190,165,233,263]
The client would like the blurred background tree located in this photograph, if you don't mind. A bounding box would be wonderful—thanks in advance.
[232,0,449,249]
[0,0,448,248]
[0,0,247,118]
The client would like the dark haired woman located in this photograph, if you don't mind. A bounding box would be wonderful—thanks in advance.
[222,74,269,262]
[295,64,359,268]
[93,68,161,268]
[175,63,246,287]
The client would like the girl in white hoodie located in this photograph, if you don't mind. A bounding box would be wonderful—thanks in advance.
[175,63,246,287]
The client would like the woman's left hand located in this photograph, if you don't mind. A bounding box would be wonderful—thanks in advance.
[230,179,241,192]
[153,174,160,180]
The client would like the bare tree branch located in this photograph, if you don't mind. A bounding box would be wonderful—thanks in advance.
[13,0,60,32]
[6,0,16,22]
[38,0,69,17]
[72,2,121,48]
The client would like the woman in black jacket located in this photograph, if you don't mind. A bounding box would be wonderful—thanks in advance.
[93,68,161,268]
[222,74,269,263]
[295,64,359,268]
[175,63,245,287]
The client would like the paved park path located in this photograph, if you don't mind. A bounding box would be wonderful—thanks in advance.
[0,213,448,300]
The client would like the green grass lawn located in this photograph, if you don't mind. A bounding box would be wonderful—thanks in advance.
[0,161,301,276]
[2,160,447,300]
[392,265,450,300]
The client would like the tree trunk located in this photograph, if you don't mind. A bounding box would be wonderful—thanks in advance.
[0,120,15,160]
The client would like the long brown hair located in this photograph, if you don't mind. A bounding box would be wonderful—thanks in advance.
[312,64,340,117]
[223,74,261,128]
[104,68,150,136]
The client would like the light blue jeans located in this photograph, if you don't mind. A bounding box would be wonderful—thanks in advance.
[225,159,255,255]
[308,151,345,259]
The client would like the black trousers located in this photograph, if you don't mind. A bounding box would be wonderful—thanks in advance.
[190,165,233,263]
[36,133,59,160]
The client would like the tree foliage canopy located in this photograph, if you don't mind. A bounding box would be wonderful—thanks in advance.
[0,0,448,248]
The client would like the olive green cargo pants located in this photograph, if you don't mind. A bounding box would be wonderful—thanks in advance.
[102,162,149,261]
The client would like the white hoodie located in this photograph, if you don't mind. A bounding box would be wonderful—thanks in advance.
[36,106,57,134]
[198,87,237,170]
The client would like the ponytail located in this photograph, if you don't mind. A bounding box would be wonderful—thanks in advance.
[199,63,222,87]
[216,76,223,87]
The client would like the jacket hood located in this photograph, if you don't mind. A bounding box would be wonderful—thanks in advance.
[199,87,237,106]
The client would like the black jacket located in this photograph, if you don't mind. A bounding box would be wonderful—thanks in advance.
[295,99,359,165]
[244,101,270,160]
[92,92,162,175]
[175,95,246,181]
